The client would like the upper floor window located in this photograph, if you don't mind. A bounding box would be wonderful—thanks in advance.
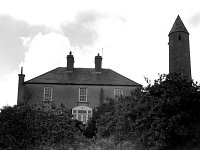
[114,88,123,99]
[79,88,87,102]
[44,87,53,101]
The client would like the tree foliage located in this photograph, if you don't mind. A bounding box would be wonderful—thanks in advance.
[3,73,200,149]
[96,73,200,150]
[0,104,87,149]
[85,98,116,139]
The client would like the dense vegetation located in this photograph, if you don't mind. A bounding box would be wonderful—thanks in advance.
[1,73,200,150]
[87,73,200,150]
[0,105,87,149]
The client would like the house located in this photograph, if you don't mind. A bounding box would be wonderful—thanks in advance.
[17,52,141,123]
[17,14,191,123]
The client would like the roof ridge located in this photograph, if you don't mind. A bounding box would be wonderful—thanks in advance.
[65,67,110,69]
[25,67,142,86]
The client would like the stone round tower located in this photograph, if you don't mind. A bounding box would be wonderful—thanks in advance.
[168,15,191,80]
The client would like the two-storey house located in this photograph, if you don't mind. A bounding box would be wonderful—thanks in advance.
[17,52,141,123]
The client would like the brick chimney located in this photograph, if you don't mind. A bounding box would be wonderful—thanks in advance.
[17,67,25,105]
[95,53,102,72]
[66,51,74,72]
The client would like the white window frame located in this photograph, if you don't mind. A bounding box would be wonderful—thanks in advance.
[114,88,123,99]
[43,87,53,101]
[79,88,87,102]
[72,106,92,124]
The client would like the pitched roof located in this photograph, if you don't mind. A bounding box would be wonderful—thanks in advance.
[25,67,141,86]
[169,15,189,35]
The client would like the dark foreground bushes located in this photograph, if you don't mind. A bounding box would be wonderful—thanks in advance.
[0,105,88,149]
[87,73,200,150]
[2,73,200,150]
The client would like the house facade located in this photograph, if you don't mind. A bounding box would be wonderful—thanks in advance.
[17,52,141,123]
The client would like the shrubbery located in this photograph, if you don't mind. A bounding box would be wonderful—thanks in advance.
[0,105,87,149]
[1,73,200,150]
[88,73,200,150]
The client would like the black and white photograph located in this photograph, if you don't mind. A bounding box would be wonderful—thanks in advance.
[1,0,200,149]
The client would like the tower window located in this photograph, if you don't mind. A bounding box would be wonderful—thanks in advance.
[178,34,181,40]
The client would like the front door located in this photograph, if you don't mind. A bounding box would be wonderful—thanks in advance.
[72,106,92,124]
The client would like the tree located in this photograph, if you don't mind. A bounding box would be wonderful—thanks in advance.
[85,98,116,139]
[0,104,87,149]
[140,73,200,149]
[96,88,143,144]
[97,73,200,150]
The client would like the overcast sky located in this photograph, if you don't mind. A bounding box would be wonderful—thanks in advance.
[1,0,200,108]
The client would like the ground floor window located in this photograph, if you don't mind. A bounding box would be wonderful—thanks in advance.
[72,106,92,124]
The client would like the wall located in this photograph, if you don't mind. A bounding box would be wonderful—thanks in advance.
[169,31,191,79]
[24,84,138,109]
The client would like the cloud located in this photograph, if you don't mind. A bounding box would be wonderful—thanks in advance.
[61,10,127,49]
[20,32,71,81]
[0,32,71,108]
[189,13,200,27]
[0,15,49,75]
[0,70,18,108]
[61,10,103,48]
[0,11,127,107]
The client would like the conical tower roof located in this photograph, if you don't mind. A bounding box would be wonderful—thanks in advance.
[169,15,189,35]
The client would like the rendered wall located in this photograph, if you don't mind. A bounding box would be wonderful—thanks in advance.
[24,84,138,109]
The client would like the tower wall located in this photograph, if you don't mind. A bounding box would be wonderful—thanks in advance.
[168,16,191,80]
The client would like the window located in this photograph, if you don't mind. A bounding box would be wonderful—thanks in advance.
[73,110,77,119]
[83,115,87,124]
[72,106,92,124]
[78,115,82,121]
[79,88,87,102]
[178,34,181,40]
[114,89,123,99]
[88,110,92,119]
[44,87,53,101]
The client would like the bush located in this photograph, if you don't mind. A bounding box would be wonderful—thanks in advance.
[96,73,200,150]
[85,98,116,139]
[0,105,87,149]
